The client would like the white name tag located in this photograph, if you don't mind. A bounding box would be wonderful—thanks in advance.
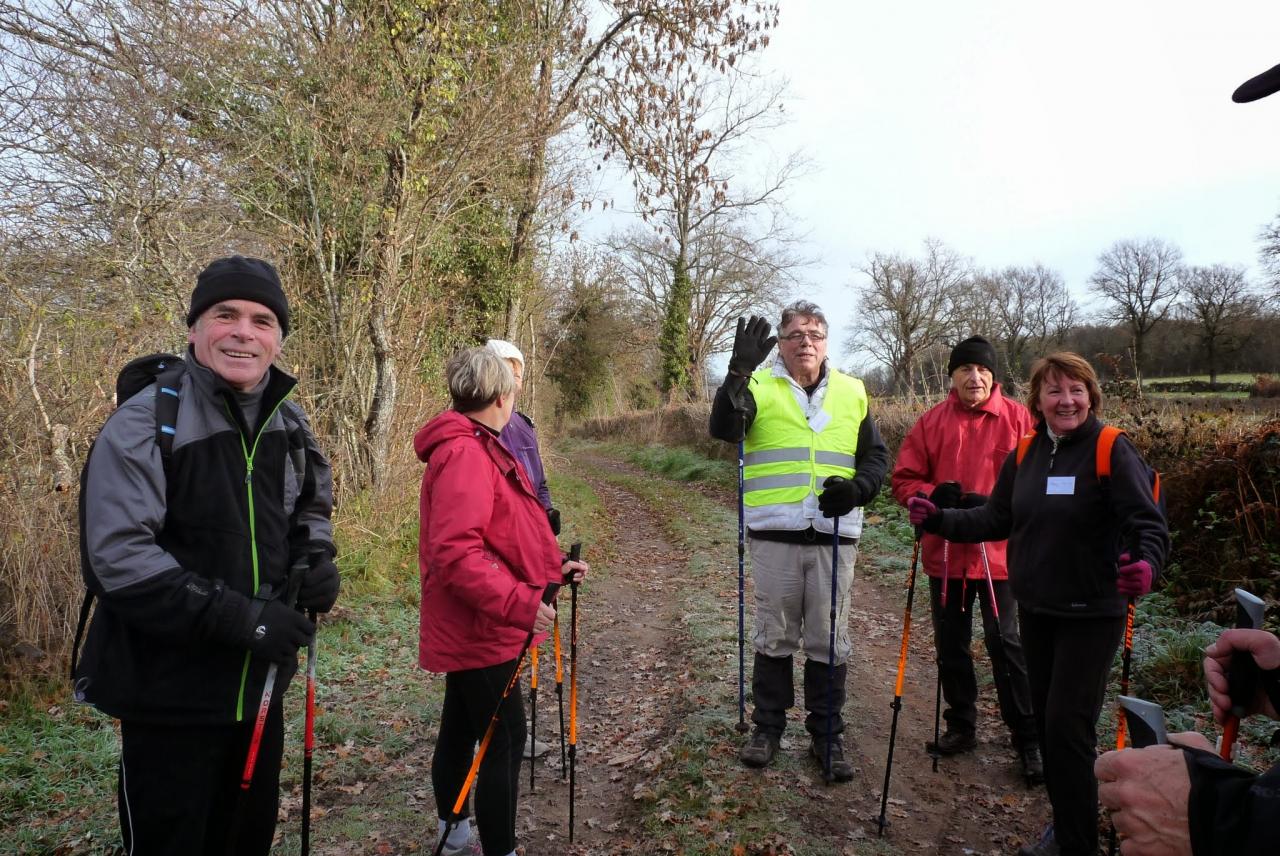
[1046,476,1076,495]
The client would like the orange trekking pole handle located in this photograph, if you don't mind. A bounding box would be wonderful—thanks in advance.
[1220,588,1266,760]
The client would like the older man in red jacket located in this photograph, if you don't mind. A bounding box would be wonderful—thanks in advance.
[891,336,1041,784]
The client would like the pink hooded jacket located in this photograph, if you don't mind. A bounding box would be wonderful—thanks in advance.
[415,410,562,673]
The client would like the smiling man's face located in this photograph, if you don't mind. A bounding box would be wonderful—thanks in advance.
[188,299,283,391]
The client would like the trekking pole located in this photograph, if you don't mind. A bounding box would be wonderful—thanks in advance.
[433,580,562,856]
[1106,543,1141,856]
[301,609,318,856]
[928,541,950,773]
[977,541,1036,789]
[877,507,924,836]
[554,612,567,776]
[226,558,307,856]
[530,638,540,791]
[567,542,582,843]
[824,515,840,783]
[736,438,748,734]
[1220,588,1266,760]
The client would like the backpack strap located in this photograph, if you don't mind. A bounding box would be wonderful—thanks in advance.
[1015,430,1036,466]
[1096,425,1123,483]
[152,362,186,467]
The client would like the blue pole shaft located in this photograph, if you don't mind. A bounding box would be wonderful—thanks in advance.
[826,516,839,781]
[737,439,746,730]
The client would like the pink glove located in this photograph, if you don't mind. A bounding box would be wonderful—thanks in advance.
[1116,552,1153,597]
[906,496,939,528]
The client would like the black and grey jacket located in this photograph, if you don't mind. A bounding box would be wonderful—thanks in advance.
[75,354,333,724]
[936,414,1168,618]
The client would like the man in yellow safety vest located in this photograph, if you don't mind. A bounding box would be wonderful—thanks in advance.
[709,300,888,781]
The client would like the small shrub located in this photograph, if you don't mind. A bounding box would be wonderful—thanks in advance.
[1250,374,1280,399]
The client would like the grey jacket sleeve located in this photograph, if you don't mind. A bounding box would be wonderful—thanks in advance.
[82,397,252,644]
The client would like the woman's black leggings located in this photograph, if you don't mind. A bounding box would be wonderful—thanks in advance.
[1019,609,1124,856]
[432,658,526,856]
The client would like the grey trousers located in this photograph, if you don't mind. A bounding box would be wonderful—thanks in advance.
[748,536,857,665]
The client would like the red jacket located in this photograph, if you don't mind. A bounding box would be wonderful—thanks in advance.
[416,410,562,673]
[891,385,1034,580]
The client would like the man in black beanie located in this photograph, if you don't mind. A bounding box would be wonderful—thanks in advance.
[76,255,338,855]
[892,334,1042,785]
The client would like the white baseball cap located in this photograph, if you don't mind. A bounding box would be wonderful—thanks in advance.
[485,339,524,368]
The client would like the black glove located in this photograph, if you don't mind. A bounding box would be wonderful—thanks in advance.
[297,557,340,613]
[547,506,562,536]
[929,481,963,510]
[246,599,315,665]
[959,492,987,509]
[818,475,876,518]
[728,316,777,378]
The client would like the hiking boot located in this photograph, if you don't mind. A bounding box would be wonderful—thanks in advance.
[1017,824,1059,856]
[1020,742,1044,786]
[738,730,780,768]
[810,736,854,782]
[522,737,550,759]
[926,729,977,756]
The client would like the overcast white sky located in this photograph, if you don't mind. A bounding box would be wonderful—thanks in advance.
[733,1,1280,368]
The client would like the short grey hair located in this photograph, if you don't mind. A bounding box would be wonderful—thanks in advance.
[779,300,828,335]
[447,347,515,413]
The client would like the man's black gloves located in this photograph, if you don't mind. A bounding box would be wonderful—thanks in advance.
[246,599,315,665]
[297,557,340,613]
[547,506,562,536]
[818,475,877,518]
[728,316,777,378]
[959,492,987,509]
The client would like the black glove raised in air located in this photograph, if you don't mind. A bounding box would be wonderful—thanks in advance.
[728,316,777,378]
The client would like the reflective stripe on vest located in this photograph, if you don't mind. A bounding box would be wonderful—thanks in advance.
[742,367,867,507]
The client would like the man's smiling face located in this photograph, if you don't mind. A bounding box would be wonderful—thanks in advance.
[188,299,283,391]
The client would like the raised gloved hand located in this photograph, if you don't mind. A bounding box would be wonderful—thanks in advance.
[929,481,962,509]
[728,316,777,378]
[1116,552,1154,597]
[906,496,941,532]
[297,556,340,613]
[547,506,562,536]
[246,599,315,664]
[959,492,988,509]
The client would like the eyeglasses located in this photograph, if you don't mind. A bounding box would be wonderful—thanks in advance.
[780,332,827,344]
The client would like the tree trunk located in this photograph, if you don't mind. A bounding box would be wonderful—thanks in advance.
[505,42,555,339]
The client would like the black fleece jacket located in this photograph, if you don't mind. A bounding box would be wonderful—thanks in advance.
[934,414,1169,618]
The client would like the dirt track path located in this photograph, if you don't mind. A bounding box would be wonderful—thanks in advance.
[519,452,1050,855]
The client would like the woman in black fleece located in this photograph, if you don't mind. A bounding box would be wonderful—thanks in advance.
[909,352,1169,856]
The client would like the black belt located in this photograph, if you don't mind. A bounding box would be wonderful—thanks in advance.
[748,526,858,546]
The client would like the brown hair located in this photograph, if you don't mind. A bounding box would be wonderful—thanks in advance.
[1026,352,1103,418]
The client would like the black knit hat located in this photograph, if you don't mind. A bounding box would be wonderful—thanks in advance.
[948,336,998,375]
[186,256,290,336]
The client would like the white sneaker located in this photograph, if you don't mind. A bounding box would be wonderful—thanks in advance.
[522,737,550,759]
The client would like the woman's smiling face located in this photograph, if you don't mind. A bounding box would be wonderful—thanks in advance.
[1038,369,1091,435]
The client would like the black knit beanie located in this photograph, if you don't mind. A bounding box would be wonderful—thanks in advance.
[186,256,290,337]
[948,336,997,375]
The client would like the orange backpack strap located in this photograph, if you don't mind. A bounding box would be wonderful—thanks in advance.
[1015,431,1036,466]
[1096,425,1123,482]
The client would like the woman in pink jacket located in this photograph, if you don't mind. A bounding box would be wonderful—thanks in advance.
[416,347,587,856]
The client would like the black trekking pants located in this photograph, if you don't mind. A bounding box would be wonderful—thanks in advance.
[1019,609,1124,856]
[118,702,284,856]
[928,576,1036,744]
[432,658,526,856]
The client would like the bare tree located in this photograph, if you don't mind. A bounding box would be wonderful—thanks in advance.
[964,264,1077,379]
[1088,238,1183,381]
[1260,217,1280,298]
[602,67,800,399]
[1178,264,1261,387]
[500,0,779,339]
[847,239,969,396]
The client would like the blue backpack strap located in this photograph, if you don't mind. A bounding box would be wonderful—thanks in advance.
[152,361,186,467]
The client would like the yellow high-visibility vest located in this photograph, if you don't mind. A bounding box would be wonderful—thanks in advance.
[743,367,867,508]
